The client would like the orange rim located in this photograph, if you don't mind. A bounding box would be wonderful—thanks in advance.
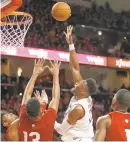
[0,11,33,26]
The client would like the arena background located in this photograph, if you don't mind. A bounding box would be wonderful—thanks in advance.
[1,0,130,140]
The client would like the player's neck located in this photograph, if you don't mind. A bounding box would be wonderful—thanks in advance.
[115,108,128,113]
[75,94,88,100]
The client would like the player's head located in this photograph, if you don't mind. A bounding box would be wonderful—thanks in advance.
[26,97,41,121]
[1,110,18,127]
[71,78,97,97]
[111,89,130,111]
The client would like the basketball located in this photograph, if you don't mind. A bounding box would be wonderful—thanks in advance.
[51,2,71,21]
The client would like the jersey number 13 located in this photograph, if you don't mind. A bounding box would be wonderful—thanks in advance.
[23,131,40,142]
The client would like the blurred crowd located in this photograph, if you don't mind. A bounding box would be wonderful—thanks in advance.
[72,2,130,32]
[19,0,130,58]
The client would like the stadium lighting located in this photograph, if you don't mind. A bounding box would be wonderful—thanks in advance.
[17,67,23,77]
[81,25,85,27]
[98,31,102,36]
[19,93,22,96]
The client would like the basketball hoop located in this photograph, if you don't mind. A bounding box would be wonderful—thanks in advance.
[0,11,33,51]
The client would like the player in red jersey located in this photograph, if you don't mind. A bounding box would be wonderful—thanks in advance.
[1,89,48,141]
[1,110,19,141]
[18,58,61,141]
[94,89,130,141]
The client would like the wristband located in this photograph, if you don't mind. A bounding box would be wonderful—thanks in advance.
[69,44,75,51]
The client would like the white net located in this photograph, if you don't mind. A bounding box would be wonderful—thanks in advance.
[0,12,33,51]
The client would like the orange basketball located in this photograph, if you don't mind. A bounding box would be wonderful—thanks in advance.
[51,2,71,21]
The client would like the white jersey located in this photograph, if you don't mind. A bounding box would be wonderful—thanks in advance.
[61,96,94,141]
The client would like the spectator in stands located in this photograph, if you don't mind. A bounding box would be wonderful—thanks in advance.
[20,0,130,58]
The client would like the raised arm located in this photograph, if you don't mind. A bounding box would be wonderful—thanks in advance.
[47,60,61,112]
[21,58,46,105]
[64,26,83,84]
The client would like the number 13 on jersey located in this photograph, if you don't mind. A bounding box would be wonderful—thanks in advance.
[23,131,40,142]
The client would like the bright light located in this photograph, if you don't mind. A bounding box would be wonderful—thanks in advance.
[17,67,23,77]
[124,37,127,39]
[98,31,102,36]
[81,25,85,27]
[19,93,22,96]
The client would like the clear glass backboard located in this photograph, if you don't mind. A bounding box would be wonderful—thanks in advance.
[0,0,11,8]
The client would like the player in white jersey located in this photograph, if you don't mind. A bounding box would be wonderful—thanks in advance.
[54,26,98,142]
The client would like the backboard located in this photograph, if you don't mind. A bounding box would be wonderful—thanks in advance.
[1,0,22,19]
[1,0,12,8]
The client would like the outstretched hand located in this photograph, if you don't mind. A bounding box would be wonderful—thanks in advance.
[63,25,73,45]
[34,90,48,104]
[33,58,47,76]
[47,60,61,76]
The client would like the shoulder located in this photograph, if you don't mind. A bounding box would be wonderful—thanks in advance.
[11,119,19,127]
[96,115,111,129]
[8,119,19,141]
[43,108,57,121]
[97,115,110,123]
[10,119,19,132]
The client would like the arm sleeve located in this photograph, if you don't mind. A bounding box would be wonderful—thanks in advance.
[54,119,72,135]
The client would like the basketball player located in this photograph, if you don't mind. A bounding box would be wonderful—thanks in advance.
[1,58,61,141]
[1,89,48,141]
[54,26,98,142]
[18,58,61,141]
[94,89,130,141]
[1,111,19,141]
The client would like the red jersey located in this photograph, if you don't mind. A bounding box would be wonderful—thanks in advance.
[18,104,57,141]
[106,111,130,141]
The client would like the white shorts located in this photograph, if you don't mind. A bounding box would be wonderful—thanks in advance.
[61,136,93,142]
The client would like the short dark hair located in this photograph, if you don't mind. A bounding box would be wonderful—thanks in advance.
[86,78,98,96]
[26,97,41,117]
[116,89,130,107]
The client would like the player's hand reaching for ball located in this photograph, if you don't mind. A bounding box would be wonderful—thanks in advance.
[47,60,61,76]
[34,90,48,104]
[63,25,73,45]
[33,58,47,76]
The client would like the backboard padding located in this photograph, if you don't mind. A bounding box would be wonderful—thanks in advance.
[1,0,22,19]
